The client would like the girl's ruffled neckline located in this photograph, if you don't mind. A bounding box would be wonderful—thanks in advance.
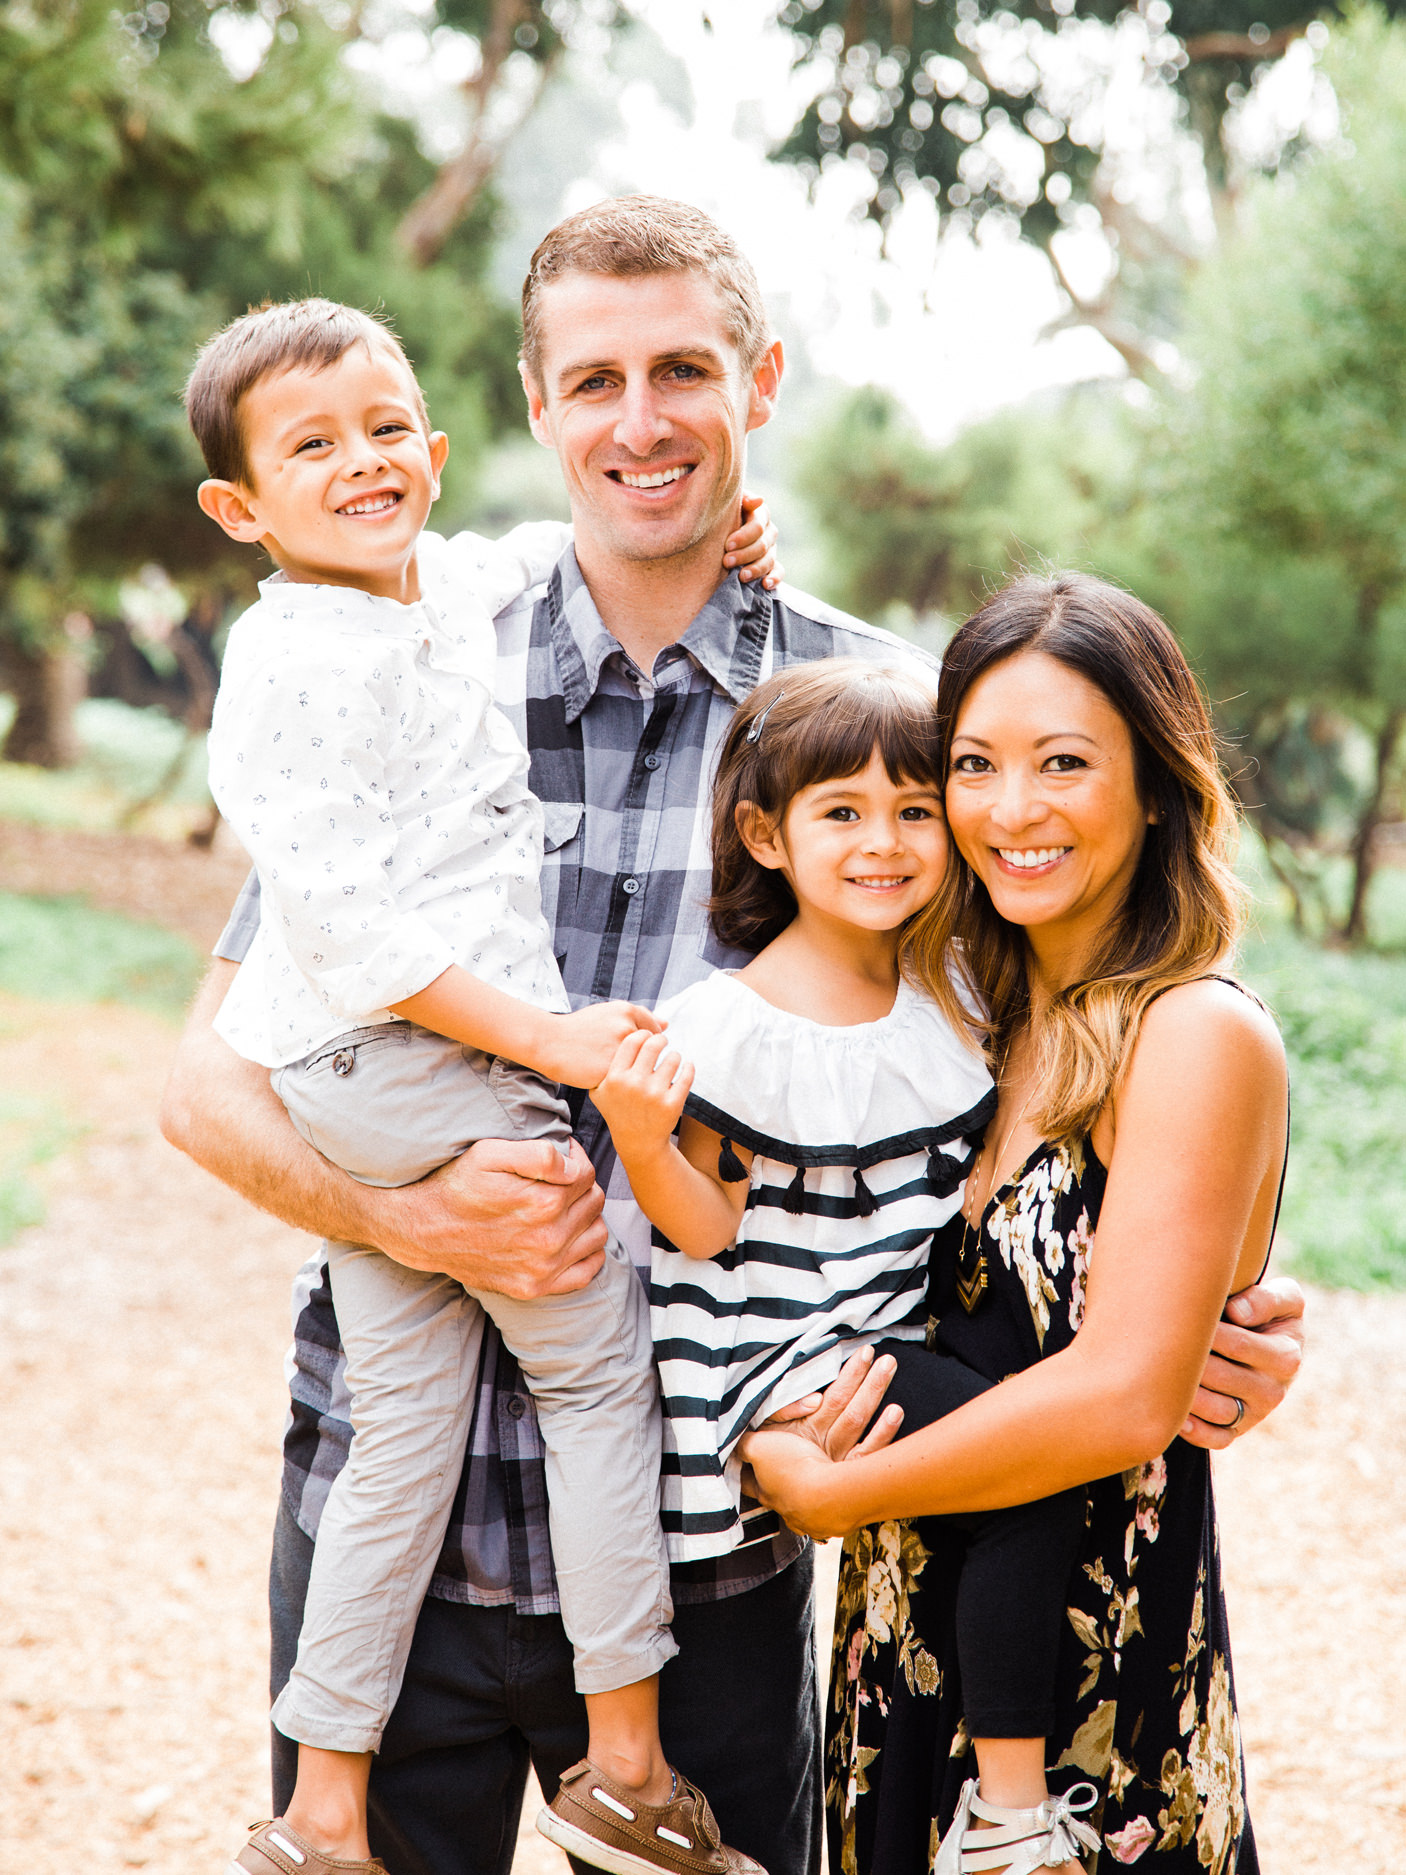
[711,966,923,1039]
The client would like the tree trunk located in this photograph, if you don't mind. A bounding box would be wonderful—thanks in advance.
[1342,706,1405,944]
[0,621,89,769]
[394,0,542,268]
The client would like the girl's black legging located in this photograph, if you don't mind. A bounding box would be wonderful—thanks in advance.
[876,1339,1086,1739]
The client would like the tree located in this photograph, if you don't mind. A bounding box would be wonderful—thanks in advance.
[1153,6,1406,941]
[0,0,523,767]
[769,0,1406,373]
[795,380,1133,625]
[392,0,622,264]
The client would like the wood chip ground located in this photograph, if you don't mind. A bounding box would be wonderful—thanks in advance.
[0,830,1400,1871]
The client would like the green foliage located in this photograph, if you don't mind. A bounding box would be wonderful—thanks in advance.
[0,892,203,1018]
[0,0,527,649]
[1172,8,1406,617]
[1244,923,1406,1288]
[770,0,1400,239]
[796,381,1135,622]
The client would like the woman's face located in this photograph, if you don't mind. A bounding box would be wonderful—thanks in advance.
[945,649,1155,976]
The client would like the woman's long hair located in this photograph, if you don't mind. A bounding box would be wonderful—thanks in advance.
[903,572,1244,1144]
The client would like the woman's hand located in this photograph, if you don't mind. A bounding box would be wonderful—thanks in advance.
[1180,1274,1306,1448]
[738,1348,905,1540]
[725,492,782,588]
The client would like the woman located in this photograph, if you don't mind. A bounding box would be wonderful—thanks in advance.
[741,573,1288,1875]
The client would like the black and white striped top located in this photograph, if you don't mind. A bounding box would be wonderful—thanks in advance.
[649,970,996,1562]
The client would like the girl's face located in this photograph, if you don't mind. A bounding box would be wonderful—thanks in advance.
[945,649,1154,971]
[746,747,948,935]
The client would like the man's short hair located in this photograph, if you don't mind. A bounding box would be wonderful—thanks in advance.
[185,298,427,487]
[520,195,772,391]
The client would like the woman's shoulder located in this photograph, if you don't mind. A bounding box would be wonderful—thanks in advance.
[1117,974,1287,1141]
[1137,974,1284,1067]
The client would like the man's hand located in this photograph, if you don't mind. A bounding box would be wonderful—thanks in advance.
[374,1135,608,1297]
[162,960,608,1296]
[1180,1274,1306,1449]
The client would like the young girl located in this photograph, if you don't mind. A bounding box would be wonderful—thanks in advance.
[587,659,1100,1875]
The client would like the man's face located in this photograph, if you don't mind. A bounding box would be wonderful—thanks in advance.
[523,269,781,567]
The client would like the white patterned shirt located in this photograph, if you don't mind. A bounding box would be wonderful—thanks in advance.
[208,524,572,1067]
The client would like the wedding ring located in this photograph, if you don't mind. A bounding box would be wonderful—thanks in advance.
[1227,1396,1246,1432]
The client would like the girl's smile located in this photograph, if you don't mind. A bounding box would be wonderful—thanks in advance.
[749,748,948,937]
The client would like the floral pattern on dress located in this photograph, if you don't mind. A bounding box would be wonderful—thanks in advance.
[827,1140,1257,1874]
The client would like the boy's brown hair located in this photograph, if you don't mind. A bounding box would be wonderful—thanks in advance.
[709,657,943,954]
[520,195,772,391]
[184,298,427,487]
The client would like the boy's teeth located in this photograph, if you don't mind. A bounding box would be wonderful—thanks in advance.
[342,494,398,515]
[999,847,1068,869]
[618,466,688,488]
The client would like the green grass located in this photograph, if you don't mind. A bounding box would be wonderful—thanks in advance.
[1242,926,1406,1289]
[0,891,203,1019]
[0,1094,80,1247]
[0,695,209,833]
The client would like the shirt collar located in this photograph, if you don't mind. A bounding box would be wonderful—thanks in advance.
[548,546,772,725]
[257,570,433,641]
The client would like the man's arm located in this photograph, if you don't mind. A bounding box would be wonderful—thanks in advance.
[1179,1275,1306,1450]
[161,961,608,1297]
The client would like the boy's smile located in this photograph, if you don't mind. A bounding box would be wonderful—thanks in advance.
[197,343,449,604]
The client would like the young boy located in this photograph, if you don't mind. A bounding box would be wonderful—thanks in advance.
[189,298,773,1875]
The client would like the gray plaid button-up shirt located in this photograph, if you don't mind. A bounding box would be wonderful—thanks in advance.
[219,548,924,1613]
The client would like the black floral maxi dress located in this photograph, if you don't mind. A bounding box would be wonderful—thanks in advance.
[828,1138,1259,1875]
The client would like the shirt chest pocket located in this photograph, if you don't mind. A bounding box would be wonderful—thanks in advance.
[538,800,584,962]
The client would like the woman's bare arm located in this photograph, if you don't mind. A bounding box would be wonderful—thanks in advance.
[742,979,1289,1537]
[161,961,608,1296]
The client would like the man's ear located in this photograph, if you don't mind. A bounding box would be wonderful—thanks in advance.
[520,362,554,449]
[736,799,787,873]
[197,479,266,545]
[745,338,784,436]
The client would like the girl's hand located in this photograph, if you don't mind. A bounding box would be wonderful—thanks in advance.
[738,1348,903,1540]
[725,492,781,589]
[592,1028,695,1166]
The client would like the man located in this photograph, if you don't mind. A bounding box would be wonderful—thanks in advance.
[162,197,1305,1875]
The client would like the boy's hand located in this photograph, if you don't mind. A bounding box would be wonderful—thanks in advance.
[536,1000,661,1090]
[592,1028,695,1167]
[726,492,782,589]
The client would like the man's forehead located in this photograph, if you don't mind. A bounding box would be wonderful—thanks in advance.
[535,268,741,379]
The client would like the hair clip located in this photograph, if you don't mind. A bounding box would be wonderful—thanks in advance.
[746,691,785,743]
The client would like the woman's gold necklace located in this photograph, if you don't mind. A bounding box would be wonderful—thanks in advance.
[956,1075,1034,1316]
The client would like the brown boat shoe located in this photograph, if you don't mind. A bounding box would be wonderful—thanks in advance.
[536,1760,767,1875]
[227,1817,389,1875]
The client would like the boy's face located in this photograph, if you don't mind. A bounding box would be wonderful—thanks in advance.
[198,342,448,600]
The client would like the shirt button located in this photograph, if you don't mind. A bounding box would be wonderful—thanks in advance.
[643,753,661,770]
[506,1396,527,1420]
[622,876,642,896]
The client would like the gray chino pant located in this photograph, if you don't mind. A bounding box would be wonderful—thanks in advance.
[268,1021,675,1756]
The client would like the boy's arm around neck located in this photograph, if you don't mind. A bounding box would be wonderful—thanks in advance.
[161,960,608,1297]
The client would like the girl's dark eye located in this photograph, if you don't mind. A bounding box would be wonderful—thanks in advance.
[899,805,936,820]
[825,806,859,821]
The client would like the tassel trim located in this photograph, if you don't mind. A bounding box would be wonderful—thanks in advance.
[717,1138,748,1183]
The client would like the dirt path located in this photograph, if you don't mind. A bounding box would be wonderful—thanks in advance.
[0,829,1401,1869]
